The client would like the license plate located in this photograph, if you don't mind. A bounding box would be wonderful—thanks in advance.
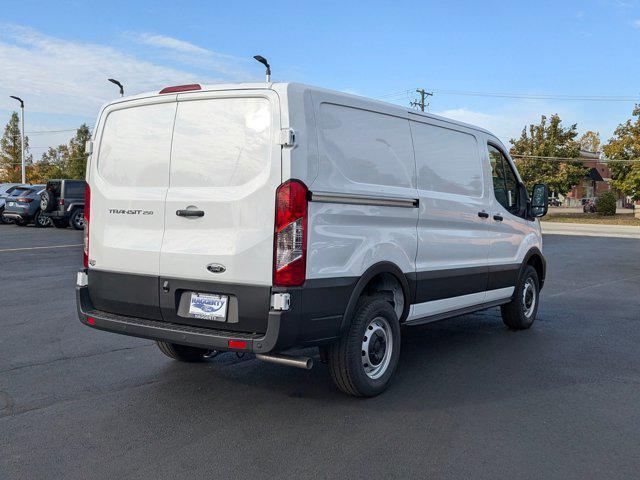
[188,293,228,320]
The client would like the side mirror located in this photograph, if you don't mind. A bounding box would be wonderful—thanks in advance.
[85,140,93,155]
[530,183,549,218]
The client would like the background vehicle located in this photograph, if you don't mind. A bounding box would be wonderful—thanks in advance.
[41,179,87,229]
[2,185,50,227]
[0,183,26,224]
[77,82,549,397]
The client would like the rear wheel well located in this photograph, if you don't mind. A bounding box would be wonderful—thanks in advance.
[361,272,405,321]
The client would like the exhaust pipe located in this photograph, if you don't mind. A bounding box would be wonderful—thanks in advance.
[255,353,313,370]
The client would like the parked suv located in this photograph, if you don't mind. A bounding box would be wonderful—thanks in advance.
[77,82,549,397]
[0,183,26,224]
[41,179,87,229]
[3,185,49,227]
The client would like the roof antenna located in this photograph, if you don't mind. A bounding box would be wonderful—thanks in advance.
[253,55,271,82]
[108,78,124,97]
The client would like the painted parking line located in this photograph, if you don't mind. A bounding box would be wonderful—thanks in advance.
[0,244,83,253]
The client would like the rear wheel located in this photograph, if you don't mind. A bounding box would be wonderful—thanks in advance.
[327,296,401,397]
[34,210,51,228]
[501,265,540,330]
[14,217,27,226]
[70,209,84,230]
[156,341,209,362]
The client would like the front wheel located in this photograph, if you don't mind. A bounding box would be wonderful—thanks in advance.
[501,265,540,330]
[327,296,401,397]
[70,209,84,230]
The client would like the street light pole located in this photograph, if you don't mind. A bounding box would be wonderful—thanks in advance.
[9,96,25,184]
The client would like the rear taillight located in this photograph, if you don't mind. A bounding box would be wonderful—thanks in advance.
[273,180,308,287]
[58,198,65,205]
[16,197,33,203]
[83,184,90,268]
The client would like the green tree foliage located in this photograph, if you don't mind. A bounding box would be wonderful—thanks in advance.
[602,105,640,201]
[578,130,601,153]
[66,124,91,180]
[596,190,617,216]
[0,112,33,182]
[0,116,91,184]
[509,114,588,196]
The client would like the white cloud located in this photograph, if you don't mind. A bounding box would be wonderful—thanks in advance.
[130,33,210,54]
[0,25,250,117]
[633,19,640,28]
[434,104,580,146]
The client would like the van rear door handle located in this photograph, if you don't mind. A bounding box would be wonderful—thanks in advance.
[477,211,489,218]
[493,214,504,221]
[176,209,205,217]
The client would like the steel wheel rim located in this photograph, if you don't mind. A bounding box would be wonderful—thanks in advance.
[75,212,85,228]
[361,316,393,380]
[522,278,537,318]
[37,212,48,226]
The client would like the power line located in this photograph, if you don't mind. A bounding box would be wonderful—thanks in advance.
[26,126,93,135]
[378,88,640,103]
[511,154,640,163]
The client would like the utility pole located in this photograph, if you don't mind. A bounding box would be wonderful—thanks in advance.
[9,96,25,184]
[410,88,433,112]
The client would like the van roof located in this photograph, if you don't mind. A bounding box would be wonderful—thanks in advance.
[101,82,495,139]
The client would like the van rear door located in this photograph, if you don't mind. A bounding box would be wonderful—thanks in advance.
[87,96,177,319]
[158,90,281,332]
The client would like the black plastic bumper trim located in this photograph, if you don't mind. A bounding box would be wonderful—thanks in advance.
[77,285,282,353]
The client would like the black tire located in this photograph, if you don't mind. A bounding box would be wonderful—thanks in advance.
[70,209,85,230]
[34,210,51,228]
[52,218,69,228]
[14,217,27,226]
[156,341,208,362]
[501,265,540,330]
[40,190,57,213]
[0,209,10,224]
[327,296,401,397]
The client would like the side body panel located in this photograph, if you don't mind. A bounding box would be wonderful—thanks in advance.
[409,115,491,317]
[304,90,419,283]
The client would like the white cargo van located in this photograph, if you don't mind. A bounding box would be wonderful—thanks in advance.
[77,82,549,397]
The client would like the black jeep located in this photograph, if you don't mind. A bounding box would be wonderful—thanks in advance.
[41,179,87,230]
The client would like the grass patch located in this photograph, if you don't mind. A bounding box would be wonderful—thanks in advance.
[543,212,640,226]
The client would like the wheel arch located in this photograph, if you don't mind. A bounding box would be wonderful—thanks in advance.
[522,247,546,290]
[340,262,412,333]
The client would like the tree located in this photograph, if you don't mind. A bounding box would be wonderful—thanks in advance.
[66,124,91,180]
[602,105,640,201]
[509,114,588,196]
[28,145,69,183]
[0,112,33,183]
[579,130,601,153]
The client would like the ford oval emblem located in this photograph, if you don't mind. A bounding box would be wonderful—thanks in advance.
[206,263,226,274]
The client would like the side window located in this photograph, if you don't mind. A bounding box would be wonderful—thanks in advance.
[488,145,520,215]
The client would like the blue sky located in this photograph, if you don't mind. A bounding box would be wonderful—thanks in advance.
[1,0,639,158]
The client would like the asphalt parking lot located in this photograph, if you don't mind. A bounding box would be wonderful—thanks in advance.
[1,225,639,479]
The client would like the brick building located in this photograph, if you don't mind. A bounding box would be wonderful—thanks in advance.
[565,149,613,204]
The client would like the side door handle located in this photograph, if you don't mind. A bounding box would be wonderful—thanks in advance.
[493,214,504,221]
[176,209,205,218]
[477,211,489,218]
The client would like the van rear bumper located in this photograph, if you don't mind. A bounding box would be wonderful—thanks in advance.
[77,284,285,353]
[76,275,355,353]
